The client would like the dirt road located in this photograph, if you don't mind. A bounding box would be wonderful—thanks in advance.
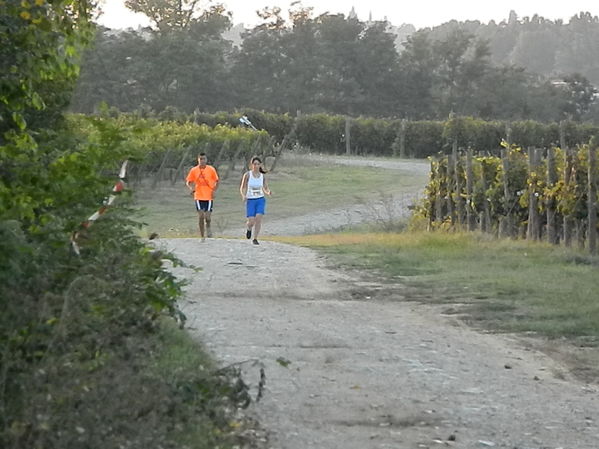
[162,157,598,449]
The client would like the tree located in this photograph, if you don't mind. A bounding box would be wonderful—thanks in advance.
[509,29,559,75]
[559,73,598,120]
[71,28,151,112]
[124,0,205,31]
[1,0,94,140]
[311,14,366,115]
[254,5,286,31]
[555,12,599,86]
[1,1,96,441]
[231,26,287,111]
[276,8,320,112]
[1,0,95,221]
[472,65,534,120]
[432,29,491,117]
[353,21,401,117]
[72,4,234,113]
[396,31,436,119]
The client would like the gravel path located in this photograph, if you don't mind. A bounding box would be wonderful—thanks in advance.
[163,239,598,449]
[162,156,598,449]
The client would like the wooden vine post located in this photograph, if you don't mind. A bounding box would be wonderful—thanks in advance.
[429,158,442,229]
[345,117,351,155]
[502,122,514,237]
[526,147,541,241]
[453,140,464,228]
[213,139,231,172]
[505,122,512,147]
[588,143,597,255]
[152,147,172,188]
[466,149,475,231]
[435,157,444,225]
[270,113,300,173]
[428,158,435,230]
[561,121,574,247]
[223,140,246,180]
[480,157,491,233]
[546,147,558,244]
[447,152,455,226]
[171,146,192,186]
[500,147,513,238]
[399,119,407,158]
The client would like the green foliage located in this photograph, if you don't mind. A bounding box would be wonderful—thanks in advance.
[350,117,396,156]
[295,113,345,153]
[186,110,599,159]
[418,140,599,240]
[510,120,558,148]
[2,3,258,447]
[124,0,231,32]
[1,0,94,224]
[65,112,271,176]
[192,108,293,142]
[471,155,502,215]
[0,115,190,446]
[72,7,234,114]
[0,0,94,139]
[443,116,504,151]
[70,11,599,121]
[403,121,444,158]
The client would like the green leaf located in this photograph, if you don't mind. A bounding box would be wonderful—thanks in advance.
[65,44,77,57]
[31,92,45,110]
[276,357,291,368]
[12,112,27,130]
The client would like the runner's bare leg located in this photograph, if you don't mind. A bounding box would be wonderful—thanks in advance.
[198,211,206,238]
[254,214,263,240]
[205,211,213,237]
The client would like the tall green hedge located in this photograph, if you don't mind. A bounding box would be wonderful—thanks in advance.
[188,110,599,158]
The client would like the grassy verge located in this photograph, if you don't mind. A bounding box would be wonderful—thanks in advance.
[134,156,428,238]
[147,319,264,448]
[277,232,599,343]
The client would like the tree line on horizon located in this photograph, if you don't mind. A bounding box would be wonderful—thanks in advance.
[71,1,599,123]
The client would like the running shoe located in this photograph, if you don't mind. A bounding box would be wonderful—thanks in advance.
[246,229,252,239]
[252,239,259,245]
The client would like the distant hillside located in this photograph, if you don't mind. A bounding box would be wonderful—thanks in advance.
[398,10,599,86]
[226,10,599,86]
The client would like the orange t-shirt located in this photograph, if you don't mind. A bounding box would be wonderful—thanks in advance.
[186,165,219,200]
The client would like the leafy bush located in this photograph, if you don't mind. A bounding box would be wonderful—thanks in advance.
[405,121,445,158]
[183,111,599,158]
[418,141,599,243]
[1,4,261,445]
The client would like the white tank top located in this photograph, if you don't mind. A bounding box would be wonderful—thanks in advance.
[246,172,264,199]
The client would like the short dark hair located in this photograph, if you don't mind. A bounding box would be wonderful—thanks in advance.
[198,152,207,158]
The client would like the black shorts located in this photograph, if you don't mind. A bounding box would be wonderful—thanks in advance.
[195,200,213,212]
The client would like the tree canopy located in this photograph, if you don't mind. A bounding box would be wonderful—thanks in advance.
[70,4,599,122]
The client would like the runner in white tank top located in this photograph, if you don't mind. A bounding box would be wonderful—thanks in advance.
[246,171,264,199]
[240,156,271,245]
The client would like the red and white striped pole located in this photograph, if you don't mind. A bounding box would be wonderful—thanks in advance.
[71,160,129,255]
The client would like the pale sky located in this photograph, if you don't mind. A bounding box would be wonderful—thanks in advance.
[97,0,598,30]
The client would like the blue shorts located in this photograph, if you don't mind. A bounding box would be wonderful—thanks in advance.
[246,197,266,217]
[195,200,213,212]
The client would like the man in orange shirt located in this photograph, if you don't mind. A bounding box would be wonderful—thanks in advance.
[186,153,219,241]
